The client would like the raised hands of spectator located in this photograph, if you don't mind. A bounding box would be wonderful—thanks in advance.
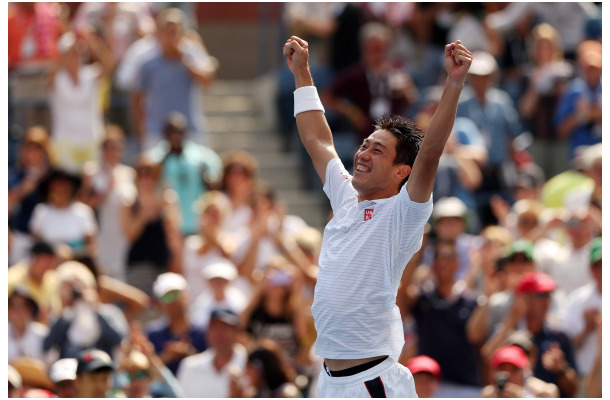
[583,308,601,336]
[160,337,194,365]
[507,293,527,327]
[541,342,568,375]
[490,195,511,227]
[481,381,524,398]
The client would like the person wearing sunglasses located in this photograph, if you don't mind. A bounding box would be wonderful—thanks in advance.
[481,271,578,397]
[145,273,207,376]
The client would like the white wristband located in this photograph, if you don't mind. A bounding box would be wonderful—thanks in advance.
[294,86,325,117]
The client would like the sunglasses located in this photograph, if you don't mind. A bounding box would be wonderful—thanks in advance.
[128,370,150,382]
[159,290,182,304]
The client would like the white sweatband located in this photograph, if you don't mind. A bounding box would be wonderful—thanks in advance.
[294,86,325,117]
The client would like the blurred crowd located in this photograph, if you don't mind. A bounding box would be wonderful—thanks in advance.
[7,2,602,398]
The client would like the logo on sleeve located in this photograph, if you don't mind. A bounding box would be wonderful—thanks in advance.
[364,208,373,221]
[340,170,350,180]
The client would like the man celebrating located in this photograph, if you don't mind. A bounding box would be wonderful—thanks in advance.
[283,36,471,397]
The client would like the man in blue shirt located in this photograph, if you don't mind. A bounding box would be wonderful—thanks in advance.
[134,8,217,149]
[148,112,222,236]
[554,40,602,160]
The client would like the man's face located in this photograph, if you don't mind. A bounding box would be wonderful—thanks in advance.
[8,294,35,326]
[55,379,78,398]
[353,130,405,198]
[76,370,112,398]
[525,291,552,321]
[504,255,534,290]
[432,244,459,285]
[495,363,525,387]
[30,253,56,281]
[436,217,465,241]
[159,290,186,318]
[158,22,182,51]
[165,127,185,149]
[413,372,439,398]
[206,318,238,354]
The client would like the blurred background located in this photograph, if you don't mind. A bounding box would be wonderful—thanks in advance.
[7,2,603,398]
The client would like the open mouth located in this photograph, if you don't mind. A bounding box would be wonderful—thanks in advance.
[355,163,370,173]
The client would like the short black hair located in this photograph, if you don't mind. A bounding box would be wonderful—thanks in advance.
[374,114,423,188]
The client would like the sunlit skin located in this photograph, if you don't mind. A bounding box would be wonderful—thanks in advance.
[352,130,411,201]
[76,370,112,398]
[412,372,439,398]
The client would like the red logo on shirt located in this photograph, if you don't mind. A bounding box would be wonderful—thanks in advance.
[364,208,373,221]
[340,171,349,180]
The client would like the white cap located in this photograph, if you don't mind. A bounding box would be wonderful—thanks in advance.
[153,272,187,298]
[8,365,22,388]
[49,358,77,383]
[468,51,498,76]
[201,260,238,281]
[433,197,467,220]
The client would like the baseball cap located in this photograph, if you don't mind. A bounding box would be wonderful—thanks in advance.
[201,260,238,281]
[590,237,602,263]
[10,357,54,390]
[468,51,498,76]
[76,349,114,375]
[8,365,22,389]
[432,197,467,220]
[153,272,187,298]
[49,358,77,383]
[491,345,529,369]
[516,271,556,295]
[406,356,442,380]
[30,240,56,256]
[209,309,240,327]
[506,239,535,261]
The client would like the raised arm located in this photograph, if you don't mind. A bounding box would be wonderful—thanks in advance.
[283,36,338,184]
[406,41,472,203]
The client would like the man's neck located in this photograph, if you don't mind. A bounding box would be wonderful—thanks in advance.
[213,348,234,372]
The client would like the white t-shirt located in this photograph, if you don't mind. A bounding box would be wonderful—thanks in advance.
[50,64,104,145]
[312,158,433,359]
[558,283,601,375]
[177,344,247,398]
[30,202,97,249]
[541,244,593,297]
[8,321,49,362]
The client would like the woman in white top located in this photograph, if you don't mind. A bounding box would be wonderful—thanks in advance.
[79,125,136,281]
[8,287,49,363]
[48,31,113,174]
[30,169,98,256]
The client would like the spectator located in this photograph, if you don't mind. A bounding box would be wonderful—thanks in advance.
[415,86,487,217]
[43,261,125,361]
[177,190,241,302]
[30,168,98,257]
[8,240,60,318]
[423,197,483,281]
[80,125,136,281]
[403,240,482,397]
[8,2,60,69]
[558,237,601,380]
[481,271,578,397]
[230,339,301,398]
[133,8,217,149]
[189,260,248,330]
[118,322,183,398]
[8,365,24,398]
[481,345,559,398]
[518,23,573,180]
[145,273,207,376]
[219,150,259,234]
[456,51,523,227]
[405,355,442,398]
[8,287,49,362]
[241,257,309,367]
[48,31,113,174]
[48,358,78,398]
[74,349,114,398]
[177,309,247,398]
[147,111,223,236]
[554,39,602,159]
[323,22,418,148]
[8,126,53,264]
[120,157,181,294]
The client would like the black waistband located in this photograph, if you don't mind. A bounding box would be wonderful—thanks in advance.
[324,356,389,377]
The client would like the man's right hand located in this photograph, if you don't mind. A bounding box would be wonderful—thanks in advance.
[283,36,313,87]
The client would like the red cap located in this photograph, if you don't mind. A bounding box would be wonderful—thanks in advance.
[406,356,442,380]
[516,271,556,295]
[491,345,529,369]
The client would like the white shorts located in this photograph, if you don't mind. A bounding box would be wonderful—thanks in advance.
[318,356,418,398]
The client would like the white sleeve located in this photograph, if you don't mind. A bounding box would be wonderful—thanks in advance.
[322,158,357,212]
[29,204,46,236]
[80,204,98,236]
[395,184,433,254]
